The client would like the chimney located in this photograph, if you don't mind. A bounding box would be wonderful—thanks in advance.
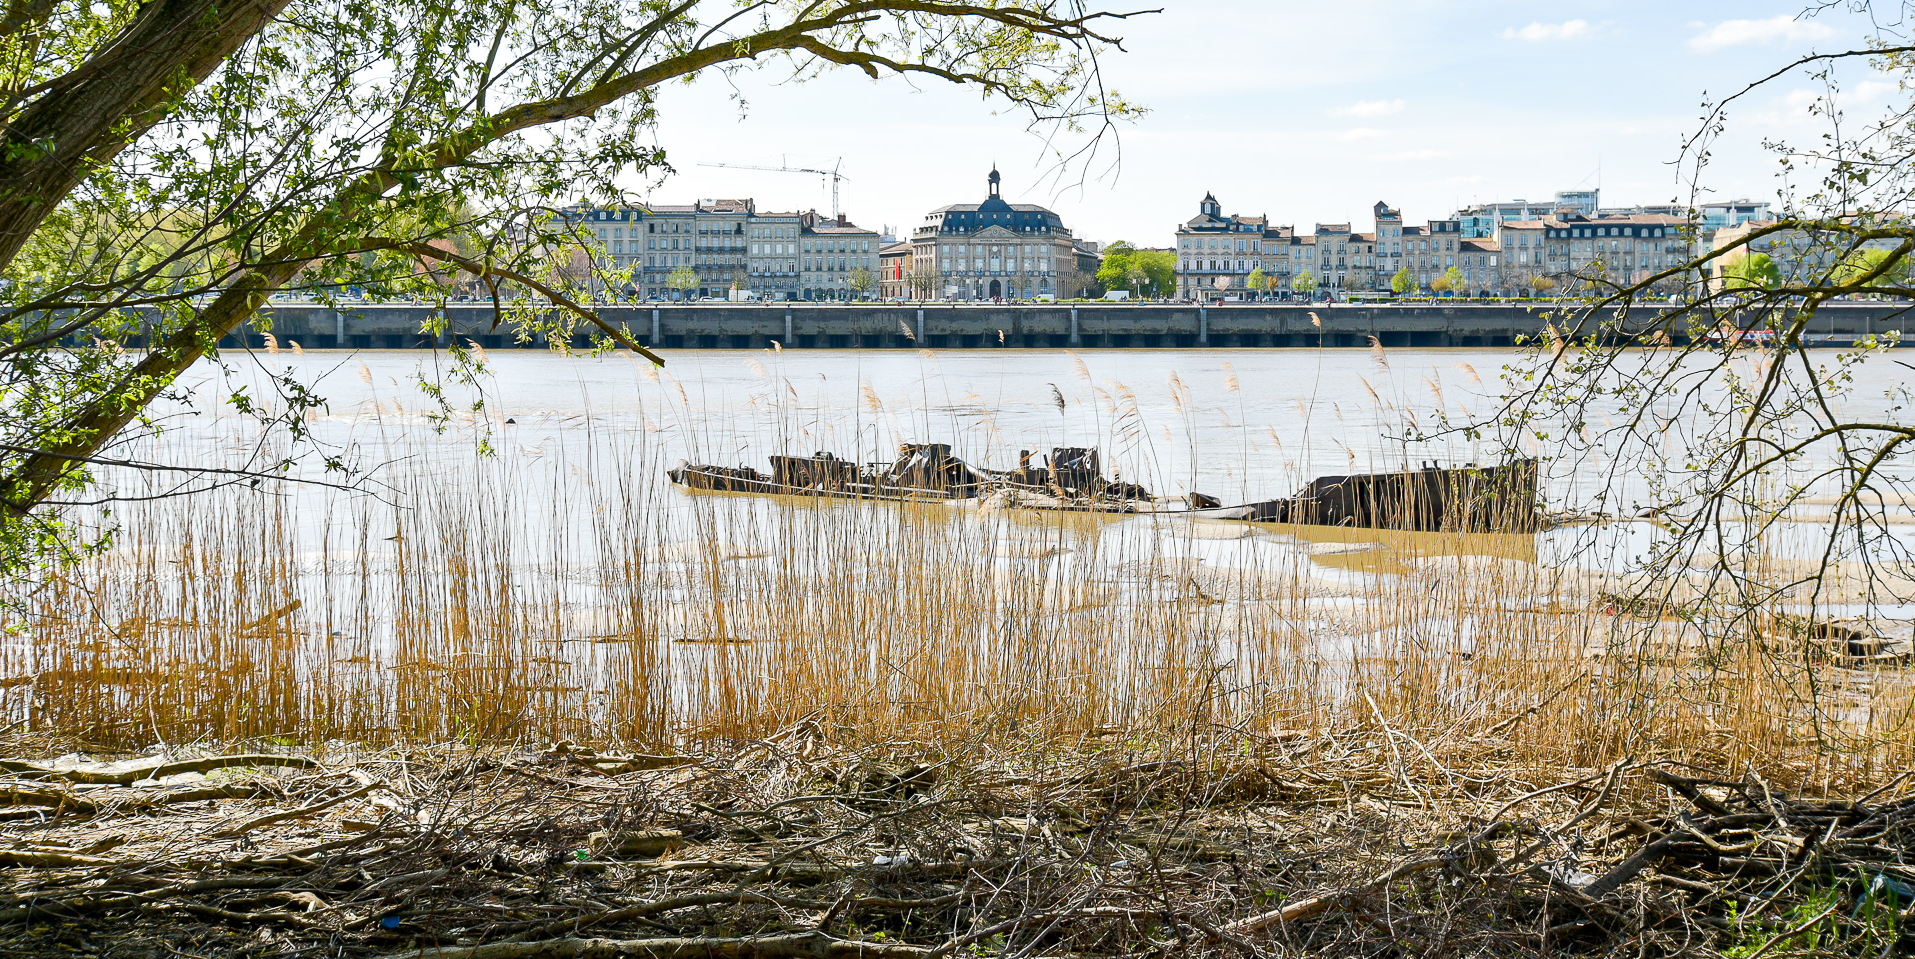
[838,213,847,227]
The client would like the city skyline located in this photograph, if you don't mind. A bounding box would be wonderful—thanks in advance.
[634,1,1889,245]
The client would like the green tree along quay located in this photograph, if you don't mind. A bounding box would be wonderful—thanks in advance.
[1439,265,1465,295]
[847,267,873,299]
[1720,251,1781,290]
[0,0,1150,572]
[1834,246,1913,291]
[1390,267,1413,295]
[1244,267,1265,296]
[1093,241,1172,298]
[1293,269,1317,295]
[1133,249,1174,295]
[666,266,699,296]
[1093,240,1136,293]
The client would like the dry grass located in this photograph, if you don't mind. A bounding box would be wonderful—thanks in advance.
[6,411,1913,797]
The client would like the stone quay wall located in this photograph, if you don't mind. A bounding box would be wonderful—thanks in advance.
[235,301,1915,350]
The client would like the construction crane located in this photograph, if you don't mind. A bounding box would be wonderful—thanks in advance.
[698,157,847,219]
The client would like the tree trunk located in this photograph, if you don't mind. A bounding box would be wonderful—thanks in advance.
[0,0,290,271]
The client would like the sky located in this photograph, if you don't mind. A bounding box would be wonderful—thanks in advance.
[635,1,1898,246]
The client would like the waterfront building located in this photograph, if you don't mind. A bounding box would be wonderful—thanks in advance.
[1602,199,1770,238]
[1173,193,1270,298]
[798,211,880,301]
[1454,189,1601,238]
[1496,219,1549,291]
[747,210,803,301]
[910,168,1077,301]
[1373,202,1404,282]
[1179,196,1469,297]
[878,241,913,299]
[568,199,877,301]
[631,198,750,300]
[573,199,777,300]
[1458,238,1501,294]
[1309,222,1355,292]
[1520,211,1692,290]
[1258,226,1298,290]
[1381,215,1463,292]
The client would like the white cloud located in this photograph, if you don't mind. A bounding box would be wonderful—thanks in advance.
[1501,19,1590,42]
[1336,128,1389,142]
[1375,149,1449,161]
[1689,16,1834,52]
[1851,79,1904,104]
[1329,99,1405,118]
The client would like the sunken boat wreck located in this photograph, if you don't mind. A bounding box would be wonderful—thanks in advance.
[668,445,1211,513]
[668,445,1541,532]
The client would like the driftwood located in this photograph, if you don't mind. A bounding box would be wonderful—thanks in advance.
[0,753,315,786]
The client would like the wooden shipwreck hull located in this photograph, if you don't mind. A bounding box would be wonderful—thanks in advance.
[669,445,1541,532]
[1240,459,1541,533]
[667,444,986,502]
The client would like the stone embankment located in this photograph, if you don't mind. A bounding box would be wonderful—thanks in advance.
[202,301,1912,350]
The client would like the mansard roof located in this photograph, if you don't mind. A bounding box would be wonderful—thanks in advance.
[929,201,1058,215]
[922,167,1068,235]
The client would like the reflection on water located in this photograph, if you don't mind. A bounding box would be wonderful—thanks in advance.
[1271,524,1540,574]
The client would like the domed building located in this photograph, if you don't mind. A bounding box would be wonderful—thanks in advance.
[909,168,1081,301]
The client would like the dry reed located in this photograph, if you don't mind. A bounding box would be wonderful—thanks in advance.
[3,383,1912,797]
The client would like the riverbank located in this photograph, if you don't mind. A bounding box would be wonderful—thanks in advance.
[1,731,1911,958]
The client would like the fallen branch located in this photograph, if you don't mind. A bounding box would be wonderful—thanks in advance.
[1222,856,1443,935]
[211,782,384,838]
[512,892,965,942]
[0,784,96,815]
[405,931,935,958]
[123,782,279,810]
[0,754,316,786]
[237,600,302,633]
[0,849,115,867]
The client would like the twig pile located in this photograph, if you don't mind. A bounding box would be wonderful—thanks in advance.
[0,735,1908,957]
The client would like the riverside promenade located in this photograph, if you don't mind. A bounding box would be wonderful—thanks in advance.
[232,300,1915,350]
